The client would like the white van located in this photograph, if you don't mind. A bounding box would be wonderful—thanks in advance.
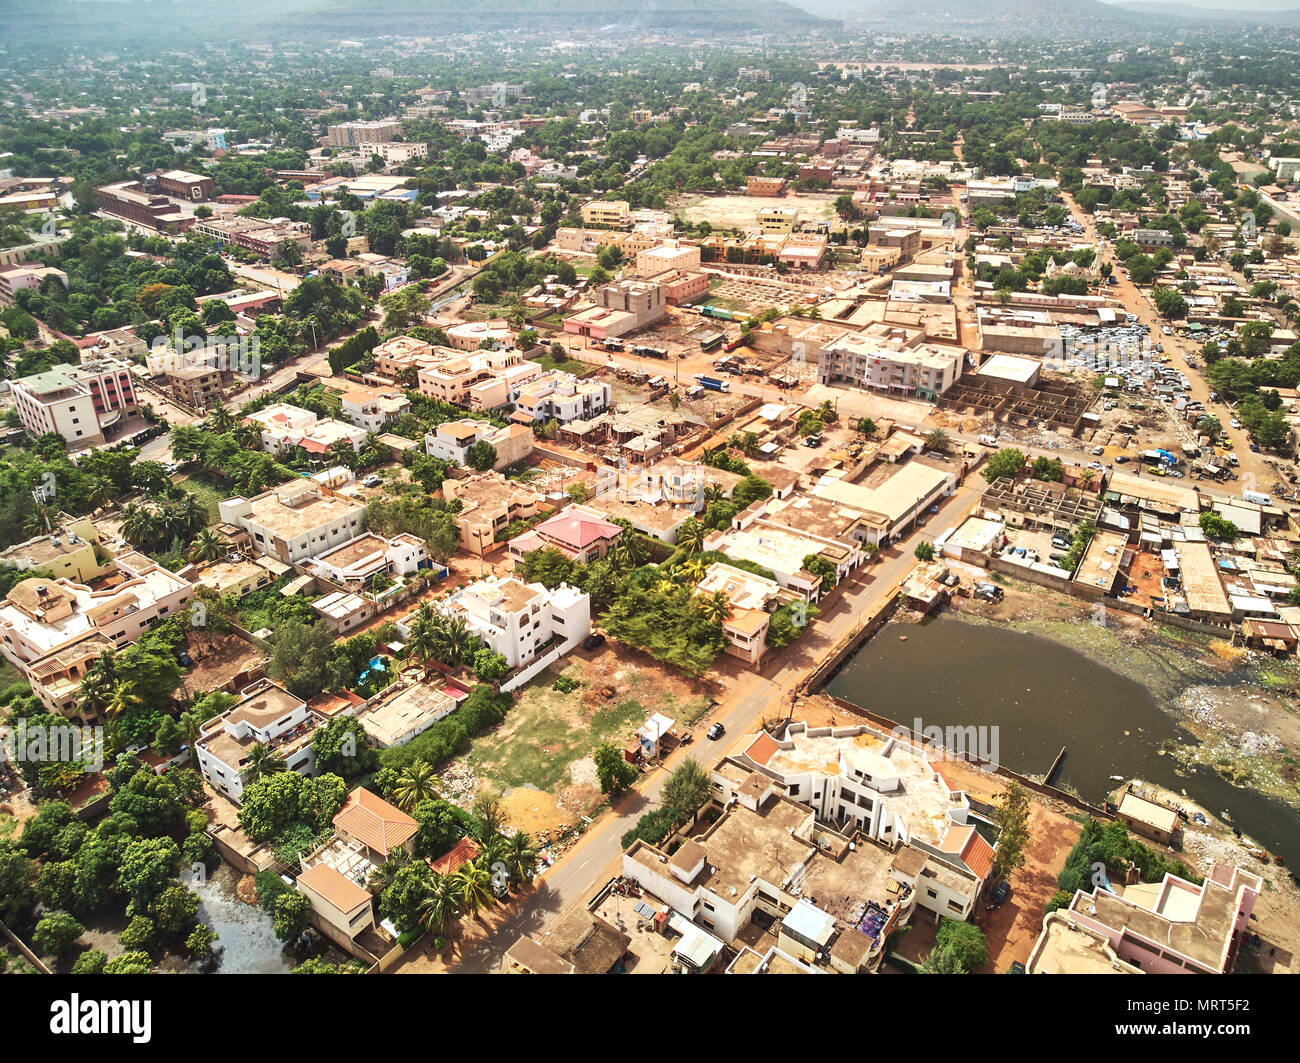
[978,434,998,447]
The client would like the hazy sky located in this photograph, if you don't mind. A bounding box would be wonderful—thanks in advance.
[1095,0,1298,7]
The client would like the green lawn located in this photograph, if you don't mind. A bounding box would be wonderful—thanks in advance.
[528,351,593,377]
[465,658,710,794]
[176,474,230,523]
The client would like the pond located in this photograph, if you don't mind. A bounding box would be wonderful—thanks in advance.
[826,616,1300,870]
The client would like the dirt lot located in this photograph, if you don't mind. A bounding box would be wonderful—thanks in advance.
[456,644,714,828]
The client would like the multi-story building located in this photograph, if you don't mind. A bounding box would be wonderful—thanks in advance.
[817,333,966,400]
[218,482,367,565]
[243,403,368,456]
[309,532,427,587]
[635,242,702,278]
[442,472,544,555]
[166,365,225,410]
[746,175,787,197]
[191,216,311,258]
[693,562,786,666]
[359,141,428,164]
[563,279,667,340]
[93,181,193,234]
[440,576,590,669]
[336,384,411,433]
[0,556,196,718]
[580,200,630,228]
[757,206,799,234]
[11,361,139,448]
[370,335,437,381]
[326,119,403,149]
[0,264,69,305]
[512,371,611,425]
[196,679,324,804]
[415,347,540,409]
[153,169,214,201]
[1028,863,1262,974]
[423,420,534,471]
[0,519,114,586]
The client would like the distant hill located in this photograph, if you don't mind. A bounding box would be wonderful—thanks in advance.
[0,0,839,48]
[798,0,1298,32]
[1115,1,1300,25]
[252,0,839,38]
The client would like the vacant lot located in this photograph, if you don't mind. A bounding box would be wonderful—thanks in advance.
[462,645,713,813]
[674,191,838,230]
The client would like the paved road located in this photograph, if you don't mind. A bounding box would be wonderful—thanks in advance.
[1061,191,1281,493]
[445,476,984,973]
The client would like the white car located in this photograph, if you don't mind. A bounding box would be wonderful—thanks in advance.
[1230,419,1242,429]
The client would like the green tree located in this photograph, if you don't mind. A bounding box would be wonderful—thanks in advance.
[914,541,935,562]
[273,891,311,941]
[989,781,1030,884]
[594,743,637,795]
[32,911,84,957]
[661,757,710,824]
[465,440,497,471]
[982,448,1026,483]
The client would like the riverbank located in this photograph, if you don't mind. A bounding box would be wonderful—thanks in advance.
[947,575,1300,821]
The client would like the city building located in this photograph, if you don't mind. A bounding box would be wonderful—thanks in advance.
[218,482,367,565]
[243,402,368,457]
[153,169,213,201]
[563,279,668,340]
[196,678,324,804]
[580,200,630,228]
[326,119,403,149]
[442,472,544,555]
[439,576,591,669]
[817,332,966,400]
[309,531,428,587]
[423,419,534,471]
[693,562,786,666]
[93,181,193,233]
[512,371,611,424]
[506,504,623,563]
[1029,863,1262,974]
[335,383,411,433]
[11,361,140,448]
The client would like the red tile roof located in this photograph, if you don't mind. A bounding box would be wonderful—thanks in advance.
[745,732,780,767]
[533,509,622,551]
[961,831,996,882]
[333,787,418,857]
[429,836,482,877]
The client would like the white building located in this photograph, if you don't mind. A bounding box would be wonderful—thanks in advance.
[195,679,323,804]
[512,371,611,425]
[243,403,368,457]
[10,361,140,448]
[423,419,534,471]
[310,532,428,585]
[440,576,590,669]
[817,333,966,400]
[218,482,367,565]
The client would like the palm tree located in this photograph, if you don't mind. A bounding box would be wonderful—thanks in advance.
[925,428,950,453]
[504,830,538,886]
[189,528,229,563]
[234,421,265,450]
[700,482,724,506]
[392,760,439,812]
[121,503,165,551]
[240,741,286,783]
[88,477,118,514]
[366,848,412,897]
[171,494,208,538]
[437,616,478,669]
[417,873,462,937]
[676,518,705,555]
[610,529,646,572]
[697,591,732,625]
[679,558,705,584]
[207,402,235,434]
[405,604,440,672]
[104,678,141,721]
[452,859,495,921]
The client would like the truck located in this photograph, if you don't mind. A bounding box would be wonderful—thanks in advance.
[634,345,668,360]
[695,374,730,393]
[1140,449,1178,466]
[1243,489,1271,506]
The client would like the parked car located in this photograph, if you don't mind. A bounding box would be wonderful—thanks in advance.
[582,633,606,652]
[706,722,725,741]
[362,474,382,488]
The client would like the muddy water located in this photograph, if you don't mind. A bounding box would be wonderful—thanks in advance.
[826,616,1300,870]
[181,864,295,974]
